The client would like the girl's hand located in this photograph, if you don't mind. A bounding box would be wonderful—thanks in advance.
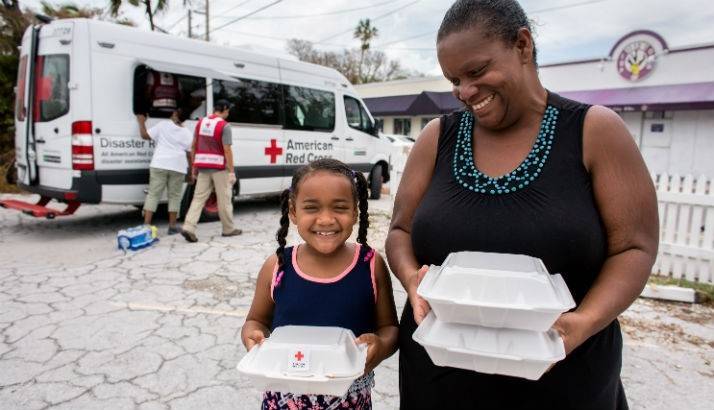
[244,329,267,351]
[356,333,384,374]
[407,265,431,325]
[551,311,593,355]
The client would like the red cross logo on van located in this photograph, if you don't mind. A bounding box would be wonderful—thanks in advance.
[265,139,283,164]
[294,351,304,361]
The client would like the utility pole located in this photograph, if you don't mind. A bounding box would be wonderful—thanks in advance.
[204,0,209,41]
[188,9,192,38]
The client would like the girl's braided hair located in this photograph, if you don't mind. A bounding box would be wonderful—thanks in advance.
[275,158,371,274]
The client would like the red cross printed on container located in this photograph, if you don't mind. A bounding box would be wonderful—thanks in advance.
[265,139,283,164]
[294,351,304,361]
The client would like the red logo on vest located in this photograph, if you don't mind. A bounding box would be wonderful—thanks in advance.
[265,139,283,164]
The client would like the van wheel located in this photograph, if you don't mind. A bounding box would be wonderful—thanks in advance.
[179,183,218,222]
[369,164,383,200]
[179,179,240,222]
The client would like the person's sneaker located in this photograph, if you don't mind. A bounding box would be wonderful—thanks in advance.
[221,229,243,237]
[167,226,181,235]
[181,230,198,243]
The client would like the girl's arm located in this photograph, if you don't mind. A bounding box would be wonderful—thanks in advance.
[241,254,277,351]
[356,251,399,374]
[553,105,659,355]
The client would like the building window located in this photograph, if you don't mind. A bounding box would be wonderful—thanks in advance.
[421,117,436,129]
[394,118,411,136]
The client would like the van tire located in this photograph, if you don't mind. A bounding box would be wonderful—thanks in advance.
[369,164,383,200]
[179,179,240,222]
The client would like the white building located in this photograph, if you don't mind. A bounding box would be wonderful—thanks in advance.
[356,30,714,177]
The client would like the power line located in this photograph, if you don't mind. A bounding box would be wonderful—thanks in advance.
[215,0,254,16]
[211,0,396,20]
[372,0,610,51]
[211,0,285,33]
[219,28,347,48]
[317,0,421,43]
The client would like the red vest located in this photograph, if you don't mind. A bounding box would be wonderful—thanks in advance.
[149,71,179,111]
[193,115,227,170]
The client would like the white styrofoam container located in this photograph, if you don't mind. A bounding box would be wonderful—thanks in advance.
[417,252,575,331]
[237,325,367,397]
[413,312,565,380]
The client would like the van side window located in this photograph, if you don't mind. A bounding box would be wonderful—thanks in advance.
[344,96,374,134]
[15,56,27,121]
[213,78,281,125]
[34,54,69,122]
[133,66,206,120]
[283,85,335,132]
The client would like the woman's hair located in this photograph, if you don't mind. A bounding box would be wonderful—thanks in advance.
[275,158,371,273]
[437,0,537,65]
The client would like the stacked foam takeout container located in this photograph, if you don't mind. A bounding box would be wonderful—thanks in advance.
[237,325,367,396]
[413,251,575,380]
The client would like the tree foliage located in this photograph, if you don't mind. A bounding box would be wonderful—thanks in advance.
[109,0,167,31]
[286,38,417,85]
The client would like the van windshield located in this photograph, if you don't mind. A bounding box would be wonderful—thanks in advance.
[33,54,69,122]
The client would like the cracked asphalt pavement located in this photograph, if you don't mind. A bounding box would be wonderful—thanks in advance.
[1,193,712,409]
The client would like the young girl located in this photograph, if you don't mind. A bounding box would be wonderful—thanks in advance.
[241,159,399,410]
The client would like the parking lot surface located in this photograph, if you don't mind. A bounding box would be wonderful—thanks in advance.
[1,193,712,409]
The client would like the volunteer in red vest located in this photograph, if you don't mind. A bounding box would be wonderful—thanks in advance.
[181,100,242,242]
[147,70,180,113]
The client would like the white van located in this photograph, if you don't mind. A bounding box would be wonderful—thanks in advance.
[6,18,391,219]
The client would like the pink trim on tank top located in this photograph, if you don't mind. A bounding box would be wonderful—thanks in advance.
[270,260,279,302]
[292,243,361,283]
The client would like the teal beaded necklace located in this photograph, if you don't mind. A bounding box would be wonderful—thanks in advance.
[452,105,559,195]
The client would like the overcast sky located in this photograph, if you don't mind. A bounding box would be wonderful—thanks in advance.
[22,0,714,76]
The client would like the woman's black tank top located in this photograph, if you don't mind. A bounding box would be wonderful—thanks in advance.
[400,91,627,409]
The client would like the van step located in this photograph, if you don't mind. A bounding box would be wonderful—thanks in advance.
[0,197,81,219]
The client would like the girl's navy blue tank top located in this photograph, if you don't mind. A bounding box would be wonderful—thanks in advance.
[271,244,377,338]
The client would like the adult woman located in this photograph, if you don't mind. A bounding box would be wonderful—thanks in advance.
[385,1,658,409]
[137,109,193,235]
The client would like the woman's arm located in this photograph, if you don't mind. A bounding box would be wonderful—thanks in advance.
[385,118,440,324]
[553,105,659,354]
[136,114,151,140]
[241,254,277,351]
[356,252,399,373]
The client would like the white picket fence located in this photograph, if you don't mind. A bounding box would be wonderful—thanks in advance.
[653,173,714,284]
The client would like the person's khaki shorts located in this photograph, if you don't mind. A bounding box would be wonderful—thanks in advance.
[143,167,185,213]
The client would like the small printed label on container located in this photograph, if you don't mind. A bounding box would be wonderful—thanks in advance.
[288,348,310,372]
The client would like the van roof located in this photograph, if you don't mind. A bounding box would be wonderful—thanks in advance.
[58,18,356,92]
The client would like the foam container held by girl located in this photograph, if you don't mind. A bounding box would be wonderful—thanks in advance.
[237,325,367,397]
[417,251,575,331]
[413,312,565,380]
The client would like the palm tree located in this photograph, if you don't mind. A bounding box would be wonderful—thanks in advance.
[40,1,102,19]
[109,0,167,31]
[353,18,378,83]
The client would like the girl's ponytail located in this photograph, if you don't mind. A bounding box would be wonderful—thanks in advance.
[275,188,291,273]
[354,171,371,252]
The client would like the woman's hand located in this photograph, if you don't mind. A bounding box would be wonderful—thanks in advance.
[407,265,431,325]
[244,329,267,352]
[551,311,594,355]
[356,333,385,374]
